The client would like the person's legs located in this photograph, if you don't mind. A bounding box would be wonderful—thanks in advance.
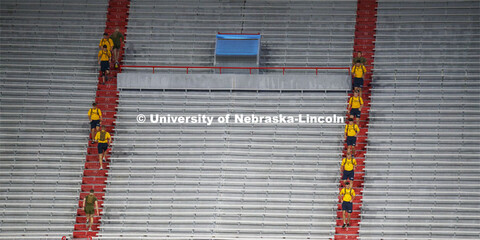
[101,70,106,84]
[341,205,348,228]
[105,70,109,82]
[350,171,355,186]
[98,153,103,169]
[101,143,108,169]
[90,121,96,143]
[89,214,94,230]
[353,77,364,97]
[351,137,357,156]
[341,202,351,228]
[85,213,90,226]
[114,48,119,63]
[114,48,119,68]
[100,62,105,84]
[350,109,359,126]
[353,78,359,94]
[102,151,107,167]
[343,170,353,186]
[354,109,361,126]
[346,137,353,155]
[101,61,110,84]
[98,143,104,169]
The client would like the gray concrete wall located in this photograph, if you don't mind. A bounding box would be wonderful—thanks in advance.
[118,73,351,91]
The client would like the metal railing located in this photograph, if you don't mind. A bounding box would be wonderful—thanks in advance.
[120,65,351,75]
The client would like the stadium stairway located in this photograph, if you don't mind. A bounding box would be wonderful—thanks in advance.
[72,0,130,239]
[334,0,377,239]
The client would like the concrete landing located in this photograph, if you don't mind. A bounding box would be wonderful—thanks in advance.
[118,73,351,91]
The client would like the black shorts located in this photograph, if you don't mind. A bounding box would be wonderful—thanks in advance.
[346,136,356,146]
[350,108,361,118]
[101,61,110,72]
[342,170,355,181]
[98,143,108,154]
[353,77,363,88]
[90,120,100,129]
[113,44,121,50]
[342,201,353,213]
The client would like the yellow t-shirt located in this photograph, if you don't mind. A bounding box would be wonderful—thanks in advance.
[342,158,357,171]
[345,124,360,137]
[349,96,364,109]
[351,65,367,78]
[88,108,102,121]
[340,188,356,202]
[98,50,111,62]
[95,131,111,143]
[99,38,113,51]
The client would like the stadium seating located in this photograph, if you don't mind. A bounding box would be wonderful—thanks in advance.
[123,0,357,73]
[2,0,479,239]
[360,0,480,239]
[0,0,108,239]
[96,90,348,239]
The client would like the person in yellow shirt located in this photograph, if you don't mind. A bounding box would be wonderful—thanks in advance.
[88,103,102,144]
[339,181,356,228]
[348,90,364,126]
[351,60,367,97]
[99,32,113,52]
[340,152,357,186]
[98,45,111,84]
[344,118,360,155]
[95,126,111,170]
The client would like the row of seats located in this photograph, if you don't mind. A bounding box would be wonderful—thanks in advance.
[359,1,480,239]
[0,0,108,239]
